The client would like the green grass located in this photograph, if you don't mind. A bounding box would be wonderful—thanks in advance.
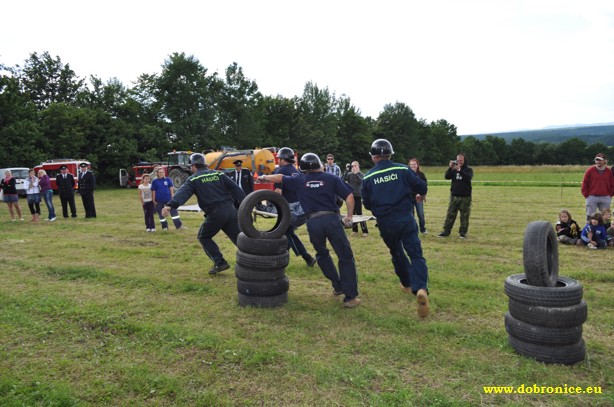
[0,166,612,406]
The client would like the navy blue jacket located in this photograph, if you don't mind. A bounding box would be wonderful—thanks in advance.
[166,169,245,213]
[362,159,427,218]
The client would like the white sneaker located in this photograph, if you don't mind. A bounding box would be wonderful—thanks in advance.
[587,243,597,250]
[50,217,56,222]
[146,229,151,232]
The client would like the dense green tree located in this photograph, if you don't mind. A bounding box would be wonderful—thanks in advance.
[260,95,298,148]
[556,138,587,165]
[334,96,372,168]
[426,119,459,165]
[294,82,339,155]
[374,102,419,164]
[17,52,85,109]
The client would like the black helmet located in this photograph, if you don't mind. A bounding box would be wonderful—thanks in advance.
[277,147,295,162]
[299,153,323,172]
[370,139,394,156]
[189,153,206,166]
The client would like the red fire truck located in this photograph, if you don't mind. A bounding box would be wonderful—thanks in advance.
[33,159,91,191]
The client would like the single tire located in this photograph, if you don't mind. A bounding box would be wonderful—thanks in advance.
[236,251,290,271]
[234,264,286,282]
[504,274,583,307]
[508,298,588,328]
[508,335,585,365]
[523,221,559,287]
[236,232,288,256]
[238,291,288,308]
[238,190,290,239]
[237,277,289,297]
[169,168,189,189]
[504,312,582,346]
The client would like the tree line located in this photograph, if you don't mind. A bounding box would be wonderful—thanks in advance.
[1,52,611,185]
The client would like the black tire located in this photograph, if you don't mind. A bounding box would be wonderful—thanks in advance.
[169,168,189,189]
[237,277,289,297]
[504,312,582,346]
[238,291,288,308]
[237,190,290,239]
[504,274,583,307]
[523,221,559,287]
[508,335,585,365]
[508,298,588,328]
[234,264,286,282]
[236,251,290,271]
[236,232,288,256]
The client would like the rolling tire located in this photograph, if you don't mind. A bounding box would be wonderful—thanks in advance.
[504,274,582,307]
[236,251,290,271]
[238,291,288,308]
[523,221,559,287]
[508,298,588,328]
[238,190,290,239]
[237,277,289,297]
[504,312,582,346]
[236,232,288,256]
[234,264,286,282]
[508,335,585,365]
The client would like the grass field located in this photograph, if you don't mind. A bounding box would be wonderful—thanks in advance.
[1,166,612,406]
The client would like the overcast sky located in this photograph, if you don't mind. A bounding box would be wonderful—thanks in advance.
[2,0,613,135]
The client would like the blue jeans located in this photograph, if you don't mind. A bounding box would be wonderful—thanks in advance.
[377,212,428,293]
[306,214,358,301]
[43,190,56,219]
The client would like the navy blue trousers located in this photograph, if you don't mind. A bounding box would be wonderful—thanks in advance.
[198,203,240,266]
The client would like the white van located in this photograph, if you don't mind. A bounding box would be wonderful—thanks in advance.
[0,167,30,197]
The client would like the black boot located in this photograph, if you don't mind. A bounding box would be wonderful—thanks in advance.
[302,253,316,267]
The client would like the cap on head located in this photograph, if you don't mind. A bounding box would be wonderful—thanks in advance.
[370,139,394,156]
[189,153,206,166]
[233,160,243,166]
[277,147,295,162]
[594,153,606,161]
[79,163,89,168]
[299,153,323,172]
[60,165,68,170]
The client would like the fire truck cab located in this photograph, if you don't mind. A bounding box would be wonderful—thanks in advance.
[34,159,91,191]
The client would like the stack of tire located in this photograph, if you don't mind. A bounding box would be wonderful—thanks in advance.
[504,221,587,365]
[235,190,292,308]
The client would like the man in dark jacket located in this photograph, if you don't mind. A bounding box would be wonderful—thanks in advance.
[78,162,96,218]
[438,153,473,238]
[57,165,77,218]
[230,160,254,195]
[163,153,245,275]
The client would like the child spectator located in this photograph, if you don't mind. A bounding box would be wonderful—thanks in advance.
[579,212,609,249]
[139,173,155,232]
[602,208,614,245]
[555,209,581,245]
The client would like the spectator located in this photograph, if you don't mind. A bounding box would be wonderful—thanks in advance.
[78,163,96,218]
[56,165,77,218]
[580,153,614,222]
[324,154,341,177]
[556,209,581,245]
[344,161,368,236]
[1,170,24,221]
[24,169,41,221]
[438,153,473,238]
[139,173,156,232]
[152,167,185,231]
[38,169,56,221]
[579,211,609,249]
[230,160,254,198]
[409,158,427,234]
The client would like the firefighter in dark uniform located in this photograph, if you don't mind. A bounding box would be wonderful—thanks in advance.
[163,153,246,275]
[230,160,254,195]
[362,139,430,318]
[260,153,360,308]
[78,162,96,218]
[56,165,77,218]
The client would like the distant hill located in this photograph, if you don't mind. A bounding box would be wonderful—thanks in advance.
[461,123,614,145]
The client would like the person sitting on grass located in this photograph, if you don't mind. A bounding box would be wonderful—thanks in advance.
[579,212,609,249]
[602,208,614,246]
[555,209,581,245]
